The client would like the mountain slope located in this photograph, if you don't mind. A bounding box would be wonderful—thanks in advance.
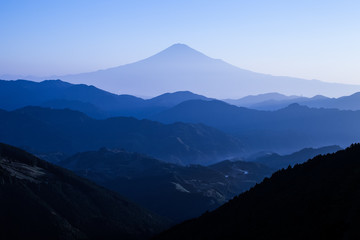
[0,79,144,118]
[45,44,360,98]
[223,92,301,107]
[291,92,360,111]
[0,79,210,118]
[147,91,211,107]
[0,143,167,240]
[253,145,342,170]
[227,91,360,111]
[59,148,272,222]
[0,106,243,165]
[151,100,360,153]
[156,144,360,240]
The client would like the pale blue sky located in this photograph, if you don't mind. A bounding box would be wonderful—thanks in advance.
[1,0,360,83]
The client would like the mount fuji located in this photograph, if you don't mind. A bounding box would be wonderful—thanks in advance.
[4,44,360,98]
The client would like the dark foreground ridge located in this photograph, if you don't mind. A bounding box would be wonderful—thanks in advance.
[0,143,168,240]
[155,143,360,240]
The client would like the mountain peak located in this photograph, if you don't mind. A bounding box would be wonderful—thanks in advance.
[148,43,210,62]
[281,103,310,111]
[168,43,191,49]
[148,91,210,107]
[166,43,197,52]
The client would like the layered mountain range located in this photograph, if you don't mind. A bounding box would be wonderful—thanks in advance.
[59,148,272,222]
[225,92,360,111]
[1,79,360,156]
[0,79,211,119]
[0,106,242,165]
[151,100,360,153]
[2,44,360,239]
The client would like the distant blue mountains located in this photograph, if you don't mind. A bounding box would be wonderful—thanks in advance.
[2,79,360,156]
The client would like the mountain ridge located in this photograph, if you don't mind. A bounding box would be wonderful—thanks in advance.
[253,145,342,170]
[225,91,360,111]
[151,99,360,153]
[0,143,168,240]
[0,106,243,165]
[59,147,272,222]
[0,79,210,118]
[155,144,360,240]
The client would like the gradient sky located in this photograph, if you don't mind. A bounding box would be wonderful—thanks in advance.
[1,0,360,84]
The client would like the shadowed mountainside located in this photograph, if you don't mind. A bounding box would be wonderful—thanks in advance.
[0,106,243,165]
[0,79,210,118]
[151,100,360,153]
[252,145,342,170]
[0,143,168,240]
[155,144,360,240]
[59,148,272,222]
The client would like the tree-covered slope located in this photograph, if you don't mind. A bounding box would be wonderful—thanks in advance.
[0,143,167,240]
[0,106,243,165]
[156,144,360,240]
[60,148,272,222]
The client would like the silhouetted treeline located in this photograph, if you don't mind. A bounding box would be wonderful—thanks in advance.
[155,143,360,240]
